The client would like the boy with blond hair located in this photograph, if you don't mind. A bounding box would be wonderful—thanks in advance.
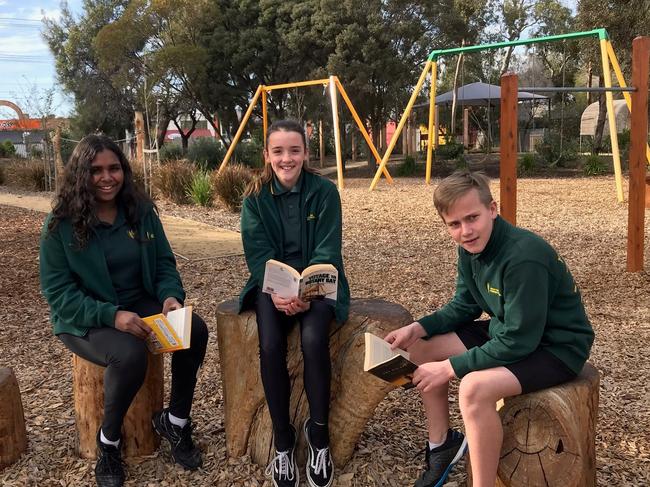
[385,170,594,487]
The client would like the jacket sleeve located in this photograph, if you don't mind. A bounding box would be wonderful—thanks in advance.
[449,261,549,377]
[418,260,483,337]
[149,210,186,304]
[241,196,277,288]
[307,183,343,267]
[39,219,118,328]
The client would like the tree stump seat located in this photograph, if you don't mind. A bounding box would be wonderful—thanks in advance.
[0,367,27,470]
[72,352,164,459]
[469,362,600,486]
[216,298,413,468]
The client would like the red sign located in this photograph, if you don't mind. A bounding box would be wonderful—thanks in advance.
[0,119,43,131]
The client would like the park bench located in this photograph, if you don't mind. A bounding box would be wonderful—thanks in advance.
[216,297,413,468]
[0,367,27,469]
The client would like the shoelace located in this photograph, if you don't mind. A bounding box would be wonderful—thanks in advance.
[265,450,295,480]
[310,446,330,477]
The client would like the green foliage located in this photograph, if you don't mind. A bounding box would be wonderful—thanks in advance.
[395,155,417,177]
[159,143,184,162]
[518,153,537,175]
[233,139,263,168]
[211,164,255,212]
[535,132,577,167]
[0,141,17,157]
[4,160,48,191]
[0,164,5,185]
[30,146,44,159]
[186,170,213,207]
[436,139,464,160]
[154,159,196,204]
[582,155,608,176]
[455,154,468,170]
[187,138,225,170]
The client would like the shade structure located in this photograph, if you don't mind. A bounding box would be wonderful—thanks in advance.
[580,99,630,136]
[434,82,547,106]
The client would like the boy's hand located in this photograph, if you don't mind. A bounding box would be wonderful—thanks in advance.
[384,321,427,350]
[115,310,151,339]
[412,359,456,392]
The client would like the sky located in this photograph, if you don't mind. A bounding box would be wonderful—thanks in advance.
[0,0,577,120]
[0,0,82,118]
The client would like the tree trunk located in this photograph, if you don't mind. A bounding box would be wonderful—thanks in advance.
[468,363,599,486]
[216,298,413,469]
[0,367,27,469]
[593,78,607,154]
[73,353,163,459]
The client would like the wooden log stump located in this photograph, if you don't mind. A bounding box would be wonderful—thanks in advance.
[0,367,27,469]
[73,353,164,459]
[216,298,412,468]
[468,362,600,487]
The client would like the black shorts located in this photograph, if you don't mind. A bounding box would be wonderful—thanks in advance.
[455,320,577,394]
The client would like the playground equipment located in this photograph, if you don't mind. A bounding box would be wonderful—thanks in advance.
[370,28,649,203]
[217,76,393,189]
[498,37,649,273]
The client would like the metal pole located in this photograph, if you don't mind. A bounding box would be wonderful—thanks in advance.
[329,76,344,190]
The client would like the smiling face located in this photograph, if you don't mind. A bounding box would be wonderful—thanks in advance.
[441,188,497,254]
[264,129,307,189]
[89,149,124,208]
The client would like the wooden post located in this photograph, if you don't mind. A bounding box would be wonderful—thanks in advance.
[73,353,163,459]
[434,105,440,150]
[134,111,145,168]
[319,118,325,168]
[463,108,470,148]
[500,73,518,225]
[351,130,356,162]
[53,125,64,191]
[426,61,438,184]
[0,368,27,469]
[627,36,649,272]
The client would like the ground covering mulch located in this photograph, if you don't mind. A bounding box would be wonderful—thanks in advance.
[0,174,648,486]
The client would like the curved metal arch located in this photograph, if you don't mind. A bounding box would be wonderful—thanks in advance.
[0,100,26,120]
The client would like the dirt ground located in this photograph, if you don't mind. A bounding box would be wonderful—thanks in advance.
[0,175,648,486]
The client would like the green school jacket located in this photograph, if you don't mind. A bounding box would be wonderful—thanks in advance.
[39,204,185,336]
[239,170,350,323]
[418,216,594,378]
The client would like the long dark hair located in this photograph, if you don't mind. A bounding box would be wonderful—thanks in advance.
[47,134,153,248]
[244,119,319,196]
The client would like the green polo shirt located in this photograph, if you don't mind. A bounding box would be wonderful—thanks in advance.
[272,173,303,270]
[94,206,144,306]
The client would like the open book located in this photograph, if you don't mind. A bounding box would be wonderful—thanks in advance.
[262,259,338,304]
[364,332,418,388]
[142,306,192,354]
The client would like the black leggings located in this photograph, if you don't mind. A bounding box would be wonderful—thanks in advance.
[254,290,333,447]
[59,295,208,441]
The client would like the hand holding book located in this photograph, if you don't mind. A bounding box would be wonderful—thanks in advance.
[364,332,418,388]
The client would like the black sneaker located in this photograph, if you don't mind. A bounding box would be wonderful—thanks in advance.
[265,425,299,487]
[304,418,334,487]
[152,409,202,470]
[95,430,125,487]
[414,429,468,487]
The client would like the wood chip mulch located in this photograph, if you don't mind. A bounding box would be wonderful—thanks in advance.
[0,175,648,486]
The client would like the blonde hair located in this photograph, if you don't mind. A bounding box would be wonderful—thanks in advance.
[243,119,318,196]
[433,170,493,217]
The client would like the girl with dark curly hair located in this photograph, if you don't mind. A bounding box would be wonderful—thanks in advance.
[39,134,208,487]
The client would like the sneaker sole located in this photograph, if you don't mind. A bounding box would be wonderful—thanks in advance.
[432,437,468,487]
[270,470,299,487]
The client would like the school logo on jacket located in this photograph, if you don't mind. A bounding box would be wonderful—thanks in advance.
[307,213,317,221]
[127,229,136,239]
[486,282,501,297]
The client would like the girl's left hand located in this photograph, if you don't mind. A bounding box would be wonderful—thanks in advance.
[162,297,182,315]
[285,297,310,316]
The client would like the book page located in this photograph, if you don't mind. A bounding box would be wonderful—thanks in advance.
[262,260,301,298]
[364,332,410,371]
[166,306,192,349]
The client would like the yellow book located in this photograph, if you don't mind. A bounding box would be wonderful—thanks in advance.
[142,306,192,354]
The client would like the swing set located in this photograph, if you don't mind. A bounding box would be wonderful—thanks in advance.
[218,75,393,189]
[369,28,650,204]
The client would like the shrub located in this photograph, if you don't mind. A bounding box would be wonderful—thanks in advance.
[30,145,44,159]
[395,155,417,177]
[186,170,213,206]
[187,138,225,170]
[4,160,47,190]
[0,141,17,158]
[435,138,464,159]
[211,164,254,212]
[159,143,184,162]
[518,153,537,175]
[455,154,468,169]
[154,159,196,204]
[582,154,608,176]
[233,139,264,168]
[535,132,578,167]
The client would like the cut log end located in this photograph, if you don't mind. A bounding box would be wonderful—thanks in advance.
[0,367,28,470]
